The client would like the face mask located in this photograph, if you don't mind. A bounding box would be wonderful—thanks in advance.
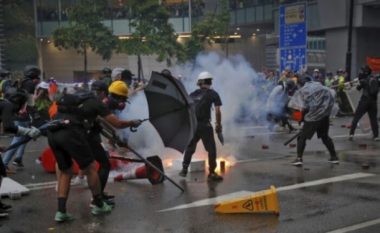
[105,95,126,111]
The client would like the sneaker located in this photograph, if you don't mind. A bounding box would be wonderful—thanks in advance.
[0,202,12,212]
[179,168,188,177]
[292,157,303,166]
[54,211,74,222]
[102,193,115,201]
[91,202,112,215]
[12,160,24,168]
[207,173,223,182]
[90,198,115,208]
[348,135,354,141]
[71,176,87,186]
[328,157,339,164]
[0,209,9,218]
[373,137,380,141]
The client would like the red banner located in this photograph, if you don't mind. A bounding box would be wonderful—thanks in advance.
[367,57,380,73]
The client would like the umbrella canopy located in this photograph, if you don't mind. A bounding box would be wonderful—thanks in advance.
[144,71,197,153]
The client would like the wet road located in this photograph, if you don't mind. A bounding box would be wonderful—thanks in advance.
[1,116,380,233]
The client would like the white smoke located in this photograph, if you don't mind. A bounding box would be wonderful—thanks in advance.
[118,52,276,166]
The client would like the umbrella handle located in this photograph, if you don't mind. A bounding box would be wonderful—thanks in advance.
[129,119,148,132]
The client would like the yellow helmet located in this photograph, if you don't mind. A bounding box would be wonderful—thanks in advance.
[108,80,128,97]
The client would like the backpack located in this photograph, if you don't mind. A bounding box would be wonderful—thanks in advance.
[56,91,95,116]
[368,75,379,96]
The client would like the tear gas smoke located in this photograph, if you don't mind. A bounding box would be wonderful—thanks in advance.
[119,52,280,165]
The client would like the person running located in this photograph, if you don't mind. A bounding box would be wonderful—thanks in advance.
[48,80,142,222]
[288,76,338,166]
[0,88,40,218]
[179,71,223,181]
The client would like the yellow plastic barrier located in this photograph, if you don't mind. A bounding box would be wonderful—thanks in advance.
[214,186,279,215]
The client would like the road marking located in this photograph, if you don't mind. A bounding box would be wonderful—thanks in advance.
[158,172,375,212]
[332,133,370,138]
[276,172,374,192]
[158,191,254,212]
[25,180,85,191]
[326,218,380,233]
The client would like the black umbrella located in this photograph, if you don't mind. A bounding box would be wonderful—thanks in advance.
[143,71,197,153]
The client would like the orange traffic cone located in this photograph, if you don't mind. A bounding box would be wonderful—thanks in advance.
[113,156,165,185]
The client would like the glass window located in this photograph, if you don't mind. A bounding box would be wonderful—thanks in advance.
[236,8,245,24]
[255,5,263,21]
[264,4,272,21]
[246,7,255,22]
[37,0,59,21]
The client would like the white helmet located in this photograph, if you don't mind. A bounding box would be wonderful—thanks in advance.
[197,71,213,81]
[37,81,49,90]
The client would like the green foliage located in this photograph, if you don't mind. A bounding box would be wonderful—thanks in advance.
[52,0,117,61]
[184,0,231,61]
[3,0,36,70]
[118,0,185,66]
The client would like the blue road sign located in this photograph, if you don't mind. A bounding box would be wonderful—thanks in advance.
[279,3,307,72]
[280,47,306,72]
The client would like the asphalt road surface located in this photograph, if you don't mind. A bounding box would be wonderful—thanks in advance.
[1,116,380,233]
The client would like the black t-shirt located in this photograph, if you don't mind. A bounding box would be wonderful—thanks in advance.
[190,88,222,122]
[80,97,111,122]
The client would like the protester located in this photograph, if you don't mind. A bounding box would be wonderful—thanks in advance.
[2,66,41,171]
[288,76,338,166]
[48,80,142,222]
[349,65,380,141]
[324,72,334,87]
[33,82,52,126]
[0,69,12,96]
[335,69,351,116]
[0,88,41,218]
[100,67,112,86]
[179,71,223,181]
[111,67,124,82]
[266,80,295,132]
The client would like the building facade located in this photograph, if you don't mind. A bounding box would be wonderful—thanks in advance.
[34,0,380,81]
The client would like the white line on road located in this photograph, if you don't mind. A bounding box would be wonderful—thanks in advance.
[158,172,375,212]
[325,218,380,233]
[276,173,374,192]
[157,191,254,212]
[332,133,371,138]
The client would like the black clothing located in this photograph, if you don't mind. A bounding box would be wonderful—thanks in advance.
[183,122,217,173]
[191,88,222,122]
[47,127,94,171]
[297,116,336,158]
[87,132,110,192]
[350,98,378,137]
[182,88,222,174]
[20,78,38,95]
[0,100,19,177]
[48,97,111,171]
[350,76,380,137]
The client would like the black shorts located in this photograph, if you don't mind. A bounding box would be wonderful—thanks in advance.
[301,116,330,140]
[47,127,94,171]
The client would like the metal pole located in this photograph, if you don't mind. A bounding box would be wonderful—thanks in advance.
[188,0,192,32]
[33,0,44,80]
[345,0,354,81]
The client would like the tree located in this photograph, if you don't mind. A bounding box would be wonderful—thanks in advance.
[118,0,185,81]
[3,0,37,70]
[52,0,117,81]
[184,0,231,61]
